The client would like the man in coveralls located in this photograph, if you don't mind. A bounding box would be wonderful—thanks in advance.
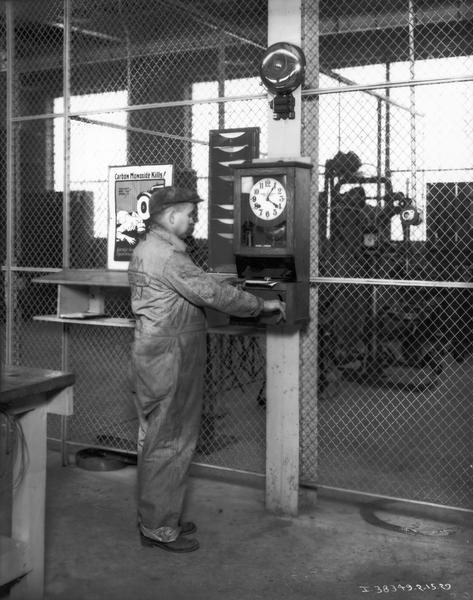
[128,186,286,553]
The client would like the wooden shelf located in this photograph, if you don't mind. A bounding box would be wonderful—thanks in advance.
[33,315,135,327]
[32,268,129,287]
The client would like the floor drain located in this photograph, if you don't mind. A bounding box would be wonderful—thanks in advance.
[360,500,458,537]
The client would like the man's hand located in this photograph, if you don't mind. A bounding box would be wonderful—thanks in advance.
[262,298,287,322]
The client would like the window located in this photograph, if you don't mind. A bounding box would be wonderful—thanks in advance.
[54,90,128,237]
[320,57,473,242]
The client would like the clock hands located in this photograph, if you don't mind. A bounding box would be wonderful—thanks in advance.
[263,182,280,207]
[249,177,286,221]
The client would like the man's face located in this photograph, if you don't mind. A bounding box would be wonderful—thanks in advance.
[172,202,198,238]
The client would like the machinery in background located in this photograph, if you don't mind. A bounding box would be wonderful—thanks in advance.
[317,288,448,395]
[316,151,451,393]
[320,150,421,272]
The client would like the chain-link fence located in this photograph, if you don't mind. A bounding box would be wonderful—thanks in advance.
[3,0,270,478]
[300,0,473,508]
[1,0,472,509]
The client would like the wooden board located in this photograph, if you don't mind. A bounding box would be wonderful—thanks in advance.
[0,365,75,406]
[32,269,129,287]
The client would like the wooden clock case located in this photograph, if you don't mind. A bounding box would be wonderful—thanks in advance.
[232,160,313,327]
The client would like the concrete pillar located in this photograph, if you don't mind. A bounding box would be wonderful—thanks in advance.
[265,0,303,516]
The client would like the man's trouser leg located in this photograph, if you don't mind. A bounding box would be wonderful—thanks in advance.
[133,331,206,542]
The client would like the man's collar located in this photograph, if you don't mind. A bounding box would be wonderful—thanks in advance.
[149,225,187,251]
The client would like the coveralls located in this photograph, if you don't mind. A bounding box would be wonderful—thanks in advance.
[128,225,263,542]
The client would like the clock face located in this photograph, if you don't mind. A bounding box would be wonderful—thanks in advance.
[239,174,288,249]
[249,177,287,221]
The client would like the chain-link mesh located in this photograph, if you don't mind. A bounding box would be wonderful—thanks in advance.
[12,0,64,119]
[0,274,5,367]
[13,276,62,367]
[65,324,136,450]
[300,0,473,507]
[13,120,64,269]
[311,282,472,506]
[300,0,320,485]
[2,0,473,509]
[197,332,266,473]
[3,0,269,476]
[0,5,6,356]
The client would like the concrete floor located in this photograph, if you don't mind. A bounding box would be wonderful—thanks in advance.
[43,451,473,600]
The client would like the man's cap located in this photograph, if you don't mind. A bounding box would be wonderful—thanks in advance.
[149,186,202,216]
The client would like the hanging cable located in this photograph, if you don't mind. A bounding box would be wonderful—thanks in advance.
[0,406,29,489]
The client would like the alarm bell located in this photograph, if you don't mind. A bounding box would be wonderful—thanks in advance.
[260,42,306,120]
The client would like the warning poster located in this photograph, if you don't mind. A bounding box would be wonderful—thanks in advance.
[107,164,173,270]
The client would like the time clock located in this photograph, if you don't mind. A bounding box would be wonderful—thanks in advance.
[232,160,313,326]
[233,160,312,280]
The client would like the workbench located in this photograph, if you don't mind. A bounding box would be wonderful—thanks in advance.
[0,365,74,600]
